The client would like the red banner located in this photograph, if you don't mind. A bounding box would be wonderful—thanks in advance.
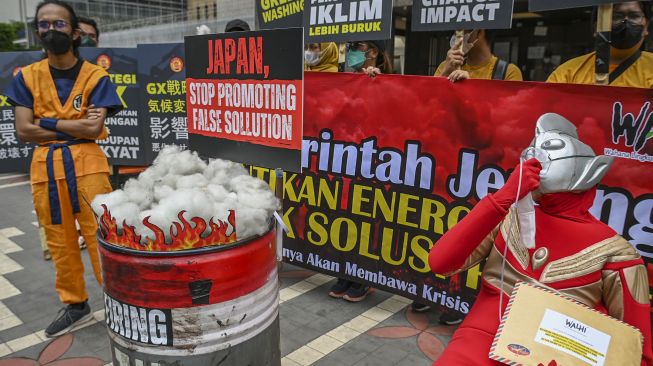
[254,72,653,316]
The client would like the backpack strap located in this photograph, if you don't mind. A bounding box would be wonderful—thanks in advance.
[609,50,641,84]
[492,58,509,80]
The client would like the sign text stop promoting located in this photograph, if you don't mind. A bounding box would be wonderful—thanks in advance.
[188,80,299,146]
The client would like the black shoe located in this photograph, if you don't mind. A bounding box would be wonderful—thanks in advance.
[439,312,464,326]
[329,279,353,298]
[45,302,93,338]
[343,283,373,302]
[411,301,431,313]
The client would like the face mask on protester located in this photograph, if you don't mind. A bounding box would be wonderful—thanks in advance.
[611,20,645,49]
[449,30,478,54]
[39,30,73,54]
[304,50,321,66]
[80,35,97,47]
[347,50,367,70]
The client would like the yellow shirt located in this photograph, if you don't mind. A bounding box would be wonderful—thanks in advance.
[547,51,653,88]
[435,55,523,81]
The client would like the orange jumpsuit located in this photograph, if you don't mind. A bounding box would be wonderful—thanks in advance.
[10,59,121,304]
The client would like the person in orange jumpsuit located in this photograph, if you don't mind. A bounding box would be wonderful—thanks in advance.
[429,113,652,365]
[5,0,122,338]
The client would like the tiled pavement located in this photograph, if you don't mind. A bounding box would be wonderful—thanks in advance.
[0,180,453,365]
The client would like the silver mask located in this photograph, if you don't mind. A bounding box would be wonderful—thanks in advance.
[522,113,614,194]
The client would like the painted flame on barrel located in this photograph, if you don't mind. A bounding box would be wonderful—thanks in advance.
[99,204,237,251]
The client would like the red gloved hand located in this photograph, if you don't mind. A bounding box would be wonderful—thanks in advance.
[492,158,542,210]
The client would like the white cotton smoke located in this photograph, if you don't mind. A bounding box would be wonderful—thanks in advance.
[92,146,280,244]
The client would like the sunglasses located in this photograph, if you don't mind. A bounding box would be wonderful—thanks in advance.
[37,20,69,31]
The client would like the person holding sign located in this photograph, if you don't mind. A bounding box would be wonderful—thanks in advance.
[328,40,392,302]
[345,40,393,76]
[547,1,652,87]
[304,42,340,72]
[434,29,522,82]
[427,114,652,365]
[425,27,524,321]
[4,0,122,338]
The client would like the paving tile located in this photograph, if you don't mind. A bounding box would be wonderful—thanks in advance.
[0,228,23,239]
[281,358,302,366]
[304,273,333,286]
[368,344,410,365]
[0,343,11,357]
[323,340,370,365]
[6,332,40,353]
[360,306,394,322]
[0,303,22,332]
[0,276,20,300]
[307,334,344,354]
[0,252,22,275]
[344,315,378,333]
[285,345,324,366]
[0,323,32,344]
[0,236,22,254]
[326,325,362,343]
[311,353,349,366]
[279,288,302,303]
[353,354,394,366]
[395,352,434,366]
[376,298,408,313]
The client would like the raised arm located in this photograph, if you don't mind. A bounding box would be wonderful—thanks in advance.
[429,159,541,275]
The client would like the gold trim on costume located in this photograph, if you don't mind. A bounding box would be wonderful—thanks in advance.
[500,210,530,270]
[602,270,625,320]
[622,265,649,306]
[539,236,639,283]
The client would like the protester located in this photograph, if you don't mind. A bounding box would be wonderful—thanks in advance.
[224,19,250,33]
[328,40,391,302]
[418,28,524,321]
[345,40,393,76]
[5,0,123,338]
[38,16,99,261]
[428,114,652,366]
[37,15,97,258]
[78,16,99,47]
[548,1,651,87]
[304,43,339,72]
[435,29,522,82]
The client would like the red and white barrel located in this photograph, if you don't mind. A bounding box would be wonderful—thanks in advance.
[98,222,280,366]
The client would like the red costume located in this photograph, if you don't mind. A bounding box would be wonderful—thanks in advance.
[429,159,652,365]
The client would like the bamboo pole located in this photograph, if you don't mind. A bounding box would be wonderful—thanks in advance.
[595,4,613,85]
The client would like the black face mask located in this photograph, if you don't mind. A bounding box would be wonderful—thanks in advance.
[39,30,73,54]
[611,21,645,50]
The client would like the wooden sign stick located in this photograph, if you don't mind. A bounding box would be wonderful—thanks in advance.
[595,3,613,85]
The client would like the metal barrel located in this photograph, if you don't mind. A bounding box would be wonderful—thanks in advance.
[98,222,280,366]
